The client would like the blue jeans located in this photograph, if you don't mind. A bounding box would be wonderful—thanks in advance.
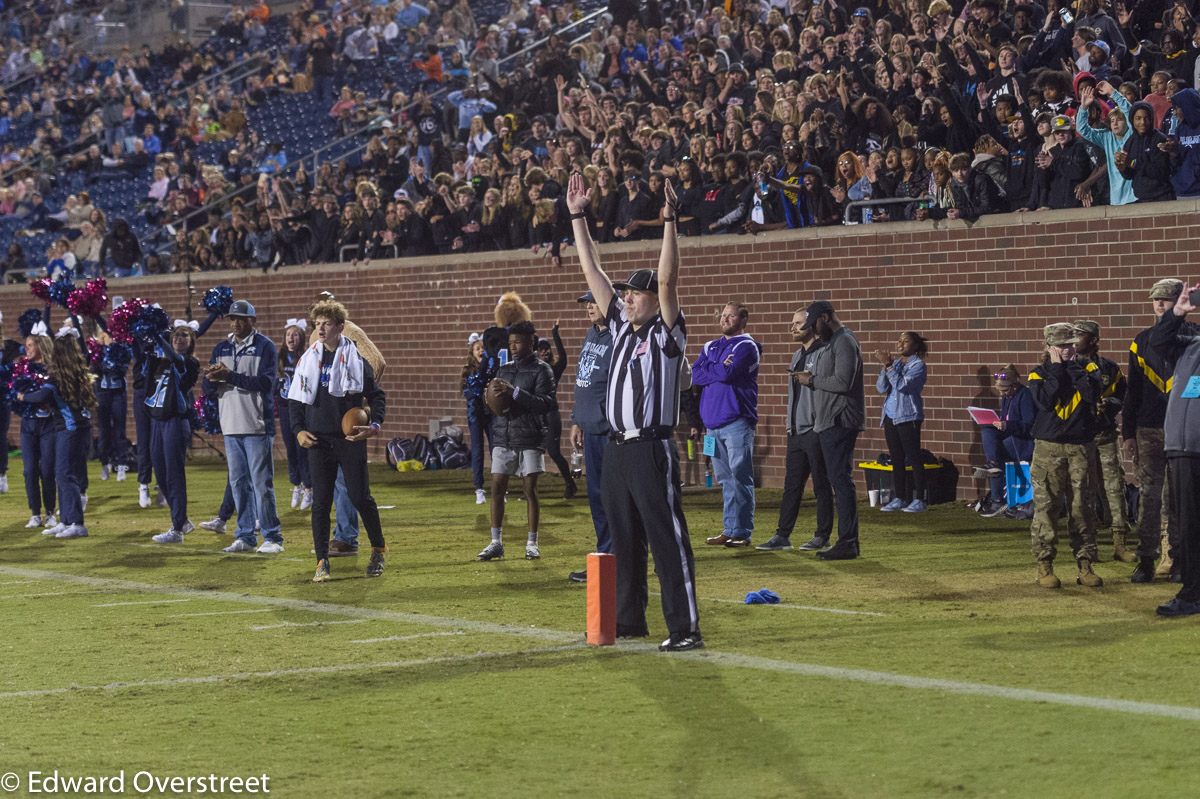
[469,415,493,490]
[313,74,334,105]
[981,427,1035,501]
[818,426,861,548]
[55,424,90,526]
[225,434,281,544]
[334,467,359,545]
[584,431,610,553]
[417,144,433,173]
[709,418,756,539]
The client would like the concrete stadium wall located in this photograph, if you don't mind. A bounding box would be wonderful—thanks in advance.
[4,200,1196,499]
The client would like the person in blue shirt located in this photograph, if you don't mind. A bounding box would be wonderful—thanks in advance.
[976,365,1036,518]
[394,0,429,30]
[618,30,648,74]
[144,324,200,543]
[446,87,497,142]
[874,331,929,513]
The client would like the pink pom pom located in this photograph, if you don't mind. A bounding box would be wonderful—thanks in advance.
[108,298,147,344]
[67,278,108,318]
[30,279,52,303]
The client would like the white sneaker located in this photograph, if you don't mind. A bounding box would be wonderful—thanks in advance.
[525,543,541,560]
[199,517,227,533]
[25,515,42,528]
[100,464,111,480]
[0,474,8,493]
[43,523,66,536]
[116,465,127,481]
[80,494,88,511]
[179,520,195,535]
[57,524,88,539]
[475,489,486,504]
[155,487,167,507]
[42,514,57,528]
[291,486,302,508]
[256,541,285,554]
[300,490,312,510]
[138,484,151,508]
[152,529,184,543]
[222,539,256,553]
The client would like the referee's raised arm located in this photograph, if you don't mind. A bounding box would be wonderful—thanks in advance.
[566,171,615,311]
[658,178,680,330]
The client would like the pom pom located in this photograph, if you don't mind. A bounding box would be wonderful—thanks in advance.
[67,278,108,317]
[130,305,169,342]
[191,394,221,434]
[108,298,147,344]
[30,278,52,303]
[47,277,76,309]
[203,285,234,316]
[8,359,47,418]
[104,342,132,372]
[85,337,103,366]
[17,309,41,338]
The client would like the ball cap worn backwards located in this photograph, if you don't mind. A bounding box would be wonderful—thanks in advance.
[800,300,835,330]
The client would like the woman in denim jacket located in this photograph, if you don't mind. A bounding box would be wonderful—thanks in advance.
[874,332,929,513]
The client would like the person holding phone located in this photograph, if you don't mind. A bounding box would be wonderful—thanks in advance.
[874,332,929,513]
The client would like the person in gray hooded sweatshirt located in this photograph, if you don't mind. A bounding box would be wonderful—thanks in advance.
[1149,280,1200,617]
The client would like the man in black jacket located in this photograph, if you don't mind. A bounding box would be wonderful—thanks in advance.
[479,320,556,561]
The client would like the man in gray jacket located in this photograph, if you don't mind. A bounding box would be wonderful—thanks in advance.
[1150,281,1200,616]
[794,301,865,561]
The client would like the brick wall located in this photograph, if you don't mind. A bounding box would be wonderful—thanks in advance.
[5,200,1196,499]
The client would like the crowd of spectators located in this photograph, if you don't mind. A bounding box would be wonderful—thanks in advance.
[6,0,1200,277]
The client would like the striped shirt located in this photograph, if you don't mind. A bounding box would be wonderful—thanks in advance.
[605,296,687,433]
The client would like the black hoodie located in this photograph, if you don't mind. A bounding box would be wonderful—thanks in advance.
[1120,100,1176,203]
[97,218,143,274]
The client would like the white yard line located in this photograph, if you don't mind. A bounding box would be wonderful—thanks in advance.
[130,543,306,563]
[697,596,887,617]
[92,599,192,607]
[3,565,1199,722]
[350,631,466,644]
[0,591,100,600]
[170,609,275,618]
[0,580,41,585]
[250,619,369,630]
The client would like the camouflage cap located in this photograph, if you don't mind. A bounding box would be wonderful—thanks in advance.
[1073,320,1100,337]
[1150,278,1183,301]
[1044,323,1079,347]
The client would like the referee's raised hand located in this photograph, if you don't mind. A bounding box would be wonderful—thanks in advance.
[566,171,591,213]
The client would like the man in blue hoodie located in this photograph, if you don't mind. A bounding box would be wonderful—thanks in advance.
[693,302,761,547]
[1163,88,1200,199]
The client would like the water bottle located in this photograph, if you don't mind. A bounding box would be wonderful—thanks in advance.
[705,468,713,488]
[862,206,873,224]
[687,438,695,460]
[570,451,583,478]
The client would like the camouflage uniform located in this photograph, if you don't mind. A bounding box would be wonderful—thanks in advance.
[1073,321,1130,548]
[1028,324,1102,573]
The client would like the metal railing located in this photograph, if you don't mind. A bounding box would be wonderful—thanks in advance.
[843,195,934,224]
[494,7,608,68]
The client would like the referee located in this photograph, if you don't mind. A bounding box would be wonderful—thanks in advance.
[566,171,702,652]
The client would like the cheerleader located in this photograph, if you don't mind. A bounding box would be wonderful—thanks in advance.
[16,326,57,529]
[279,318,312,509]
[93,332,132,481]
[144,323,200,543]
[18,328,96,538]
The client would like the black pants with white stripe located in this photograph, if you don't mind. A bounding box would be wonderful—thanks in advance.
[601,438,700,639]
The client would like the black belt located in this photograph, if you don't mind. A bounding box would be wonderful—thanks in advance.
[610,426,674,444]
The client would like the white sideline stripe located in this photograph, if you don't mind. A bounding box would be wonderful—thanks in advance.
[93,599,192,607]
[171,609,275,618]
[0,645,586,701]
[130,543,306,563]
[699,596,887,617]
[0,580,40,585]
[351,631,466,644]
[5,565,1200,722]
[250,619,368,630]
[1,591,98,600]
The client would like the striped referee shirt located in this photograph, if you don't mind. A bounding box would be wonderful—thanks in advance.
[605,296,687,433]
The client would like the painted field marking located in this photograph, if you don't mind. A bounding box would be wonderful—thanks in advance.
[350,631,466,644]
[130,543,306,563]
[171,609,275,618]
[0,580,41,585]
[93,599,192,607]
[4,565,1200,722]
[250,619,369,631]
[698,596,887,617]
[0,645,587,701]
[0,591,100,600]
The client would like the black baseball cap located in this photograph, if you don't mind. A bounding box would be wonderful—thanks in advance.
[612,268,658,294]
[800,300,834,330]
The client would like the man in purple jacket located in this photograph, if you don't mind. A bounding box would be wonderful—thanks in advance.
[693,302,762,547]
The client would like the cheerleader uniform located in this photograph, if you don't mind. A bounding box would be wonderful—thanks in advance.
[278,347,311,504]
[94,343,132,478]
[144,335,200,540]
[21,378,90,537]
[17,360,57,526]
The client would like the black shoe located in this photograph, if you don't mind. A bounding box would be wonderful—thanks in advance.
[817,543,859,561]
[1004,501,1034,521]
[563,479,577,500]
[568,570,587,583]
[659,633,704,652]
[1131,558,1155,584]
[979,496,1009,518]
[755,534,793,551]
[796,535,828,552]
[1156,596,1200,617]
[616,625,649,638]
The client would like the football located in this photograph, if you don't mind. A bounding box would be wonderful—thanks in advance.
[485,379,513,416]
[342,406,370,436]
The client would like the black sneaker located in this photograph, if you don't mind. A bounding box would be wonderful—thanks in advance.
[1004,501,1034,520]
[1156,596,1200,617]
[979,496,1009,518]
[568,570,587,583]
[659,633,704,652]
[366,546,387,578]
[817,543,859,561]
[796,536,828,551]
[1131,558,1155,584]
[755,534,793,551]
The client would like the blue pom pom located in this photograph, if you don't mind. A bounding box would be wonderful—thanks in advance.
[130,305,170,342]
[47,277,76,309]
[17,309,41,338]
[202,394,221,434]
[203,286,234,316]
[105,343,132,371]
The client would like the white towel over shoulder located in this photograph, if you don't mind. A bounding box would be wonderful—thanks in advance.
[286,338,364,405]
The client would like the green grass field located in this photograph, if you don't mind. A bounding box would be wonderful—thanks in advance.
[0,456,1196,798]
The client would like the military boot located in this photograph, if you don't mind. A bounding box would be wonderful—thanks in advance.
[1112,531,1137,563]
[1037,560,1061,589]
[1130,557,1156,583]
[1155,535,1174,577]
[1077,558,1104,587]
